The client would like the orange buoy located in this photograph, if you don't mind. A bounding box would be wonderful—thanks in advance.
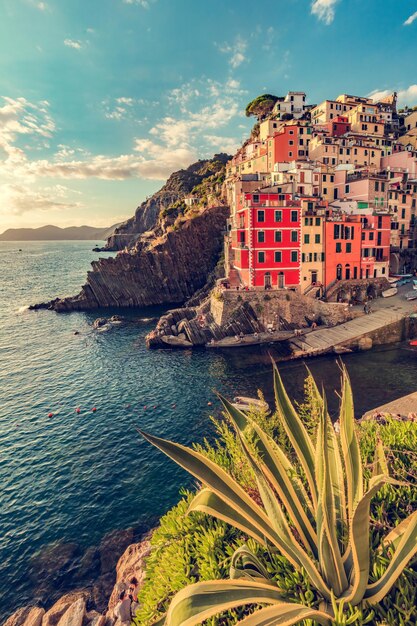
[48,412,54,418]
[144,405,147,410]
[76,408,81,414]
[92,407,97,412]
[207,401,212,406]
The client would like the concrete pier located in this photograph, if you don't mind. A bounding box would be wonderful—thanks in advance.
[287,284,417,359]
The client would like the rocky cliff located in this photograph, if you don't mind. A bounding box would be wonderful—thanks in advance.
[48,204,228,311]
[33,154,231,312]
[102,154,230,251]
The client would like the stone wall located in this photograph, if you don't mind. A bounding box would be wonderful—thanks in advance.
[211,289,355,329]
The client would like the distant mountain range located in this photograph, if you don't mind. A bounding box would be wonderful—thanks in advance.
[0,224,118,241]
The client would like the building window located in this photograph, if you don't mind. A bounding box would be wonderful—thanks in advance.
[315,217,321,226]
[334,224,340,239]
[258,251,265,263]
[289,151,293,157]
[291,230,298,242]
[369,232,374,241]
[304,234,310,244]
[275,231,282,242]
[258,231,265,243]
[315,234,320,244]
[274,251,282,263]
[253,194,259,203]
[345,184,350,194]
[346,243,351,253]
[291,250,298,263]
[257,210,265,222]
[275,210,282,222]
[291,210,298,222]
[289,140,294,145]
[336,242,342,253]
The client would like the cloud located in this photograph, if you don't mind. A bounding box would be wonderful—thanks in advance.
[369,84,417,108]
[311,0,338,25]
[0,183,82,216]
[0,78,245,187]
[122,0,155,7]
[404,11,417,26]
[217,36,247,68]
[64,39,83,50]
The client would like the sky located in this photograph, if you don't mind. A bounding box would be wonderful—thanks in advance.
[1,0,417,232]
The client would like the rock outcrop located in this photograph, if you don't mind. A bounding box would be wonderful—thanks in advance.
[101,154,230,251]
[3,534,152,626]
[47,204,229,311]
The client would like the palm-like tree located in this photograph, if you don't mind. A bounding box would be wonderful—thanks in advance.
[139,363,417,625]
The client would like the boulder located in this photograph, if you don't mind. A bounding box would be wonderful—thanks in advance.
[358,336,373,351]
[4,607,33,626]
[106,535,152,615]
[23,608,45,626]
[42,592,88,626]
[56,598,85,626]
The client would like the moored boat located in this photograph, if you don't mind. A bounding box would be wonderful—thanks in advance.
[405,291,417,301]
[232,396,268,411]
[382,287,398,298]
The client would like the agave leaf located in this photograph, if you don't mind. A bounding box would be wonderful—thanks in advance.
[339,365,363,519]
[272,361,318,509]
[379,510,417,551]
[373,438,389,478]
[341,475,392,605]
[235,603,332,626]
[219,394,317,555]
[164,579,285,626]
[306,366,347,538]
[188,488,267,547]
[365,510,417,604]
[230,545,271,581]
[138,430,303,566]
[315,394,348,595]
[236,429,332,600]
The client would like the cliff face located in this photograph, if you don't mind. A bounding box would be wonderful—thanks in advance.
[103,154,230,251]
[52,204,229,311]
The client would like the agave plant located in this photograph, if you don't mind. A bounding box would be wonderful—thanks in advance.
[139,363,417,625]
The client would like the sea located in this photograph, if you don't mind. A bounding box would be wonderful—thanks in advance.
[1,240,417,620]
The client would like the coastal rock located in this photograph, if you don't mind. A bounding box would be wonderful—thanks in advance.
[106,533,152,615]
[4,607,33,626]
[56,599,85,626]
[42,593,89,626]
[22,608,45,626]
[93,318,108,330]
[49,205,229,312]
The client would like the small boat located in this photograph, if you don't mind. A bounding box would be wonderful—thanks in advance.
[397,277,411,286]
[391,273,413,279]
[409,339,417,347]
[232,396,268,412]
[388,277,399,284]
[382,287,398,298]
[413,279,417,290]
[405,291,417,301]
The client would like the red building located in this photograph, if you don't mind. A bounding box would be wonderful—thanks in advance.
[266,123,310,168]
[230,188,301,289]
[327,115,351,137]
[324,213,390,286]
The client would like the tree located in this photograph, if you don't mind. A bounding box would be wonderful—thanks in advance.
[245,94,279,120]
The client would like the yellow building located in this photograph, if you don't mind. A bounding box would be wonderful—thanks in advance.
[347,103,385,136]
[300,200,326,294]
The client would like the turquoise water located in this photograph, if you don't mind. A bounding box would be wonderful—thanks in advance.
[1,241,417,620]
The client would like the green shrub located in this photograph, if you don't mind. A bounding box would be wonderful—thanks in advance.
[135,377,417,626]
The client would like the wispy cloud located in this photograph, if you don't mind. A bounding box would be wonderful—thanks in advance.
[122,0,155,7]
[311,0,339,25]
[404,11,417,26]
[1,183,82,216]
[216,36,247,68]
[64,39,84,50]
